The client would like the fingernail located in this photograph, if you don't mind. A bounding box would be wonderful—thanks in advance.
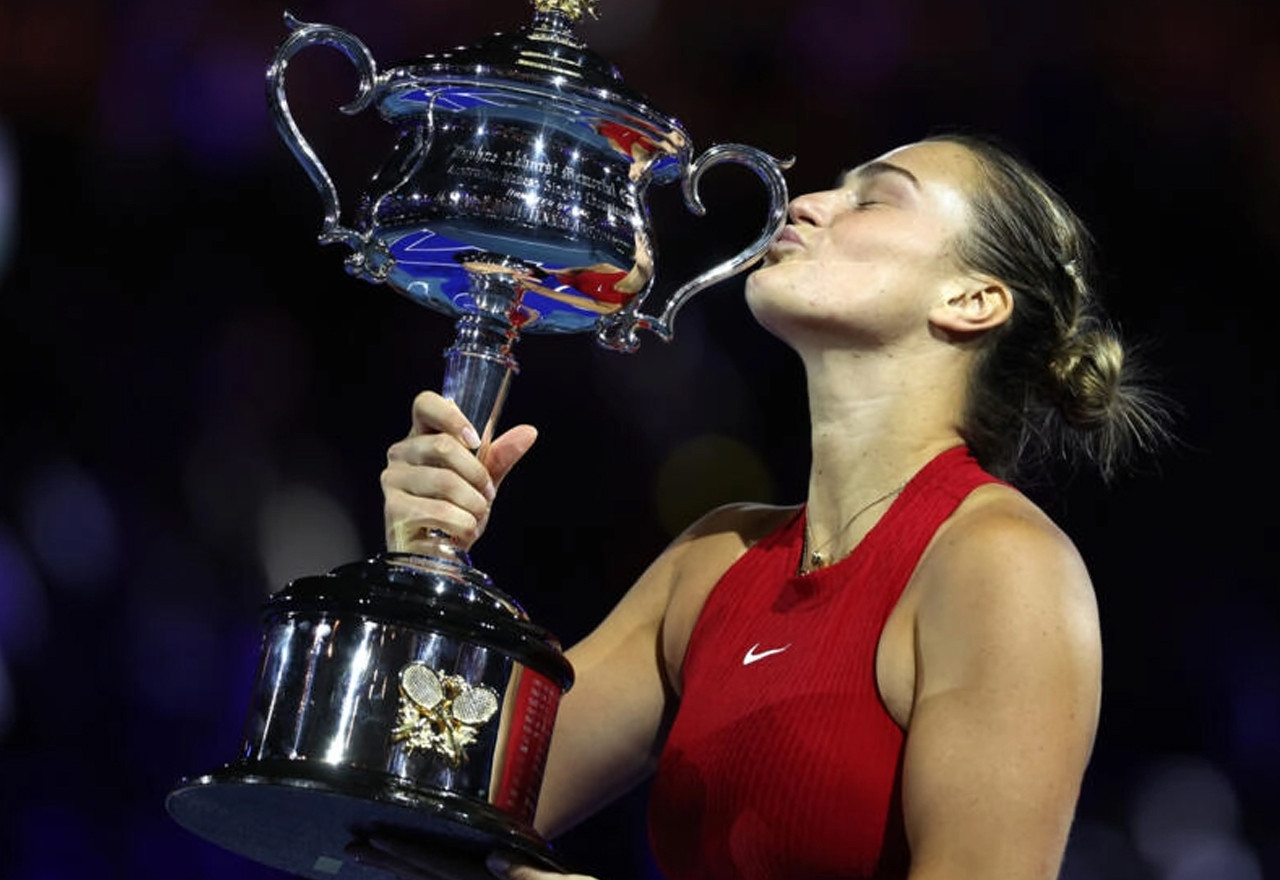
[462,426,482,449]
[483,480,496,502]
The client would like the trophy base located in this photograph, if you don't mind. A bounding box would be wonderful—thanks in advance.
[166,762,568,880]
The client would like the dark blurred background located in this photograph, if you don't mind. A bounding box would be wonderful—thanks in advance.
[0,0,1277,877]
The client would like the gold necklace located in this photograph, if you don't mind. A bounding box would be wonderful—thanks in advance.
[803,483,906,573]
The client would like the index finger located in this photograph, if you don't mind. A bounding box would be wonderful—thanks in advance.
[410,391,482,450]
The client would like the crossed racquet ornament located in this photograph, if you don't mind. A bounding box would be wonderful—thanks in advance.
[392,662,501,765]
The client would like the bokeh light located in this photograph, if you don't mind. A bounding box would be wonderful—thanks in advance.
[256,482,362,589]
[1164,837,1264,880]
[653,434,775,536]
[18,461,122,596]
[1129,754,1260,880]
[0,522,49,661]
[1060,819,1148,880]
[182,428,277,559]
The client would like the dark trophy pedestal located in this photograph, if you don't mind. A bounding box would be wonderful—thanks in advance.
[167,554,573,880]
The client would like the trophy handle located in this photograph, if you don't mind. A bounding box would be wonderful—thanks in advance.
[266,12,379,251]
[597,144,793,352]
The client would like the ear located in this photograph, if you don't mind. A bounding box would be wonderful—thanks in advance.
[929,279,1013,335]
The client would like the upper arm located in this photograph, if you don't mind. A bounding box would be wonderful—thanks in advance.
[901,504,1102,880]
[533,503,776,838]
[533,548,677,838]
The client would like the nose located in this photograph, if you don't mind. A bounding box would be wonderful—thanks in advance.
[787,189,834,226]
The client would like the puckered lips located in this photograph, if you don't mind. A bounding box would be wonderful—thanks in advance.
[765,225,805,261]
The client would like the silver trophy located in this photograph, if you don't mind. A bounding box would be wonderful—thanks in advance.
[166,1,790,877]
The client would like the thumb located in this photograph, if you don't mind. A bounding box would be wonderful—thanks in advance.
[482,424,538,489]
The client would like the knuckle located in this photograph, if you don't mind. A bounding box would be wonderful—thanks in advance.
[456,517,481,547]
[412,390,439,412]
[379,467,398,492]
[427,433,456,457]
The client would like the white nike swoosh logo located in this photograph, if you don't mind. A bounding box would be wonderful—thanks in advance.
[742,642,791,666]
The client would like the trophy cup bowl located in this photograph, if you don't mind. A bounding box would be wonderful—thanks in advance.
[165,2,791,878]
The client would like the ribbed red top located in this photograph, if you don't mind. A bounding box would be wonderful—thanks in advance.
[647,446,1000,879]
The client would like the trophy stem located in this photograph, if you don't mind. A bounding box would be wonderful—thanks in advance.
[441,254,528,442]
[386,257,528,567]
[443,317,517,451]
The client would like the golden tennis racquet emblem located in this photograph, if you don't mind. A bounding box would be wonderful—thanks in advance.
[392,662,501,765]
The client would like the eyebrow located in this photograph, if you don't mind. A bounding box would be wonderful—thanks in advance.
[838,161,921,189]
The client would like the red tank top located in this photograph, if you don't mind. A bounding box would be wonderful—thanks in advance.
[647,446,1000,879]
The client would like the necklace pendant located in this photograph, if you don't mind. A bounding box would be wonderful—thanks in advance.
[808,550,825,570]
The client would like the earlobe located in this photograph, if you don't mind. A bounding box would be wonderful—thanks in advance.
[931,281,1013,335]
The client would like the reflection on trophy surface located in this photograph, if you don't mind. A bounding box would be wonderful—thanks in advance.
[165,1,791,877]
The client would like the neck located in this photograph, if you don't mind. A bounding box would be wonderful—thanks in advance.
[799,341,971,558]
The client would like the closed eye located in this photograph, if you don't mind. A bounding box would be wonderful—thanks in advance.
[849,188,888,210]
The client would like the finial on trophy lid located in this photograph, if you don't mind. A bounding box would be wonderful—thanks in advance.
[532,0,600,22]
[527,0,598,42]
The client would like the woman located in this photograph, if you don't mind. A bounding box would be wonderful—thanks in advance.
[373,134,1166,879]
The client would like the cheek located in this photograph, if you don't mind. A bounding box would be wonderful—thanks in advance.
[745,262,868,340]
[745,261,819,312]
[745,257,942,348]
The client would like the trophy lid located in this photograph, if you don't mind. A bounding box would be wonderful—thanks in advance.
[377,0,685,139]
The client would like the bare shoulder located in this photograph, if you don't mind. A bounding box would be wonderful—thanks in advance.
[675,500,798,548]
[912,484,1101,690]
[665,501,798,594]
[660,502,799,691]
[921,484,1095,605]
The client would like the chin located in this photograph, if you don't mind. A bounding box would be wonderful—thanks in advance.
[743,269,770,318]
[743,271,795,343]
[744,260,781,301]
[744,259,800,310]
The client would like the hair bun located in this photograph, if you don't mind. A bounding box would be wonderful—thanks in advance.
[1045,326,1172,480]
[1048,327,1125,429]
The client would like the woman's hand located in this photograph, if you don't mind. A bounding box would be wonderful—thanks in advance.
[487,854,599,880]
[382,391,538,553]
[344,838,598,880]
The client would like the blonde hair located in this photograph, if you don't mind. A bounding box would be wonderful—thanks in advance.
[927,133,1171,481]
